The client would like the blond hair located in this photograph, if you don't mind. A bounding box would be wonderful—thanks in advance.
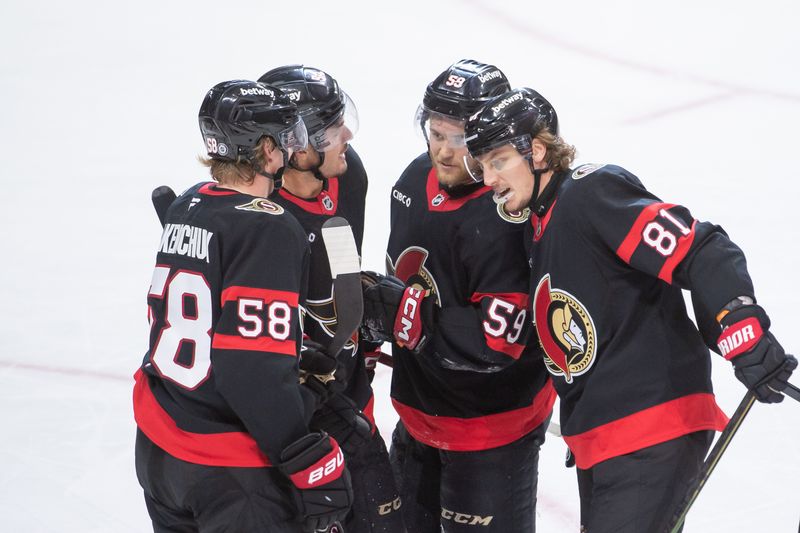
[535,130,576,173]
[198,136,275,186]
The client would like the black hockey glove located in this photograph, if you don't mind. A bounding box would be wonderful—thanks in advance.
[279,432,353,532]
[361,271,435,353]
[299,339,343,408]
[310,392,374,457]
[718,305,797,403]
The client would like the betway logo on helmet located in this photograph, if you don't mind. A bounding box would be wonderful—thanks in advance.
[491,92,523,115]
[239,87,274,97]
[478,70,502,84]
[286,90,302,102]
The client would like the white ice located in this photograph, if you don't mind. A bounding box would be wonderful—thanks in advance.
[1,0,799,531]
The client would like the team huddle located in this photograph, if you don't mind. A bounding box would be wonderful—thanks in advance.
[133,60,797,533]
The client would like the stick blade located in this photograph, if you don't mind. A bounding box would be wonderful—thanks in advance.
[321,217,363,356]
[152,185,177,227]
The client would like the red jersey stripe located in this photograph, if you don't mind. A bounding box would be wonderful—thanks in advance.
[657,219,697,283]
[212,334,297,356]
[392,380,556,451]
[616,202,675,262]
[220,286,299,307]
[132,369,272,467]
[276,177,340,215]
[426,168,491,212]
[563,392,728,469]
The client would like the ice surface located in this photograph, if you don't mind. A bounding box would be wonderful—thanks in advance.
[1,1,798,531]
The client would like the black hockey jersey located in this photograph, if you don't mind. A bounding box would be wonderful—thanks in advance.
[133,182,312,467]
[527,163,753,469]
[387,153,555,451]
[270,148,375,420]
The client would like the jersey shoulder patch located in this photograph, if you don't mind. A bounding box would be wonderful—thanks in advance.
[234,197,285,215]
[572,163,606,180]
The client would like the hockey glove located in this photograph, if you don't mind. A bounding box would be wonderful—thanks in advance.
[310,392,374,457]
[359,337,383,382]
[718,304,797,403]
[361,271,435,352]
[299,339,343,408]
[279,432,353,532]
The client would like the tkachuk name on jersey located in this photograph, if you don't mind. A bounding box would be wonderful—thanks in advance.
[159,224,213,263]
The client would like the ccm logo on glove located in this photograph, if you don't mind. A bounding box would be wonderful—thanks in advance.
[394,287,426,348]
[289,439,345,489]
[717,317,763,360]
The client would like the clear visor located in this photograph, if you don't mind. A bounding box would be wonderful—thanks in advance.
[414,105,467,149]
[278,118,308,158]
[463,136,533,182]
[308,92,359,151]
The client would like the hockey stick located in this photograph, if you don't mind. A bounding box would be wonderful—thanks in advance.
[152,185,177,226]
[662,391,757,533]
[321,217,363,358]
[783,382,800,403]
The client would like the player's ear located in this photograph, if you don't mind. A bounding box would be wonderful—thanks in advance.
[531,138,548,169]
[260,136,281,165]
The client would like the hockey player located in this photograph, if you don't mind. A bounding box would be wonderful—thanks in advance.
[258,65,405,533]
[360,60,556,532]
[464,87,798,533]
[133,80,353,533]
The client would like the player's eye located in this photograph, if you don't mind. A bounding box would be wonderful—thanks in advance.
[490,158,507,171]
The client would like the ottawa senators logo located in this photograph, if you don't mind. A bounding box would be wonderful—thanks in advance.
[305,286,357,355]
[235,198,284,215]
[386,247,441,306]
[497,203,530,224]
[533,275,596,383]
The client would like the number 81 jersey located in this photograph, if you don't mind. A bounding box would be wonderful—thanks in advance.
[527,164,754,470]
[133,182,312,468]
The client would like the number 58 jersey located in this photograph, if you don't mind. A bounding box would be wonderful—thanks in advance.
[133,182,312,468]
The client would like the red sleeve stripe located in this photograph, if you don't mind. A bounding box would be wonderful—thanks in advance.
[469,292,528,307]
[616,202,676,263]
[657,219,696,283]
[485,335,525,359]
[221,286,299,307]
[212,334,297,356]
[470,292,529,359]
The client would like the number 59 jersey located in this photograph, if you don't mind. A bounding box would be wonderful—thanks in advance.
[133,182,312,468]
[387,153,555,452]
[528,164,754,469]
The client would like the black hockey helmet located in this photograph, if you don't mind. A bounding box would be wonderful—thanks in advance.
[464,87,558,159]
[415,59,510,148]
[422,59,511,119]
[257,65,358,152]
[198,80,308,164]
[463,87,558,187]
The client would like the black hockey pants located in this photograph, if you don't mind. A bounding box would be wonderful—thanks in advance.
[135,429,302,533]
[389,420,547,533]
[577,430,714,533]
[342,427,406,532]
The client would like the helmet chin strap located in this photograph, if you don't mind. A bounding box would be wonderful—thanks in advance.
[288,149,327,181]
[528,160,551,215]
[254,150,289,191]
